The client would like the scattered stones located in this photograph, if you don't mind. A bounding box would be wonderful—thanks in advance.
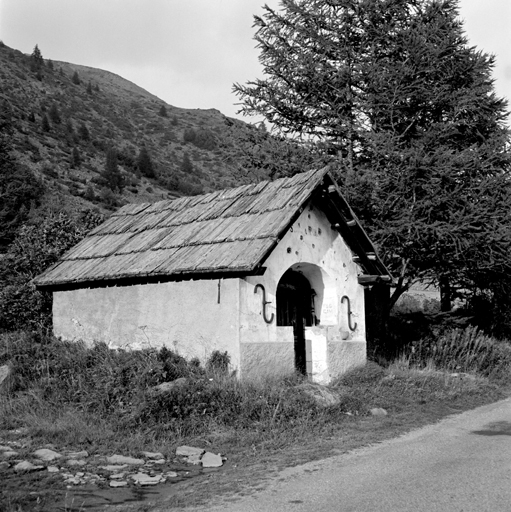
[47,466,60,473]
[131,472,162,486]
[106,455,144,465]
[14,461,44,473]
[201,452,223,468]
[110,480,128,488]
[370,407,388,417]
[141,451,164,460]
[33,448,62,462]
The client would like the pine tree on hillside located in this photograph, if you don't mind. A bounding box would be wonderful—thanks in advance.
[30,44,44,71]
[137,146,156,178]
[41,114,50,132]
[102,147,123,192]
[72,71,80,85]
[48,103,61,124]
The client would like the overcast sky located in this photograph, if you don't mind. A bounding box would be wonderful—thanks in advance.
[1,0,510,122]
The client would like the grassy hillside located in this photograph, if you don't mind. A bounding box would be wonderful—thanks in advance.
[0,42,287,217]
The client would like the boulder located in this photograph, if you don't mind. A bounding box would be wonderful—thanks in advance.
[298,383,340,407]
[150,378,188,395]
[33,448,62,462]
[14,461,44,472]
[131,472,162,486]
[370,407,388,417]
[141,451,164,460]
[201,452,223,468]
[176,445,204,457]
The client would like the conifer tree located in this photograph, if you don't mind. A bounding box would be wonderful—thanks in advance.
[72,71,80,85]
[235,0,511,310]
[137,146,155,178]
[30,44,44,71]
[41,114,50,132]
[102,147,123,192]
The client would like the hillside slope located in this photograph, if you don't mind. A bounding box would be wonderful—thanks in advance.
[0,42,288,218]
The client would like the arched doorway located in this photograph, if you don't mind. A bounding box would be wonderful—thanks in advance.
[276,269,315,375]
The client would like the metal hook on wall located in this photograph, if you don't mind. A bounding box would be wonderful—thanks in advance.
[254,284,275,324]
[341,295,357,331]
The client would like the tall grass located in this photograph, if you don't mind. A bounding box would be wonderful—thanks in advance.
[404,325,511,381]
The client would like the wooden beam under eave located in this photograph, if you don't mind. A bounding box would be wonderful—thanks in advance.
[358,275,392,285]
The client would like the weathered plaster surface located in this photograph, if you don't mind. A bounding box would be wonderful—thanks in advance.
[53,279,241,368]
[239,342,295,380]
[239,199,367,381]
[327,341,366,377]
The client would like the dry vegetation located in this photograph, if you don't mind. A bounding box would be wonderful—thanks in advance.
[1,327,511,511]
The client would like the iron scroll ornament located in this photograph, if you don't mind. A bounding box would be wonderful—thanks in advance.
[254,284,275,324]
[341,295,357,331]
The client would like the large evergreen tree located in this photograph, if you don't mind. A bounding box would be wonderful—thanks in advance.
[234,0,511,310]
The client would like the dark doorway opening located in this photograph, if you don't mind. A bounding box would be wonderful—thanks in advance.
[276,269,314,375]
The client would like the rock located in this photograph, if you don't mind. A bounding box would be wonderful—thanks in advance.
[110,472,126,480]
[47,466,60,473]
[141,451,164,460]
[1,450,18,458]
[0,364,13,394]
[67,459,87,467]
[14,461,44,472]
[33,448,62,462]
[0,445,13,451]
[201,452,223,468]
[150,378,187,395]
[131,472,162,486]
[176,445,204,457]
[0,461,10,470]
[106,455,144,465]
[165,471,178,478]
[110,480,128,488]
[370,407,388,417]
[298,383,339,407]
[152,459,166,465]
[67,450,89,459]
[100,464,128,471]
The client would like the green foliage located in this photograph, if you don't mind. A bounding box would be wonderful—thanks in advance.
[0,211,103,331]
[72,70,80,85]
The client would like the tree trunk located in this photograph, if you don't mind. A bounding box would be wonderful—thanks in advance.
[439,275,451,312]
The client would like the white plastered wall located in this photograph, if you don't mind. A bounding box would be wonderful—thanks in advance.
[239,199,366,383]
[53,278,241,369]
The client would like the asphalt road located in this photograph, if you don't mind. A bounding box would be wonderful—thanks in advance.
[194,397,511,512]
